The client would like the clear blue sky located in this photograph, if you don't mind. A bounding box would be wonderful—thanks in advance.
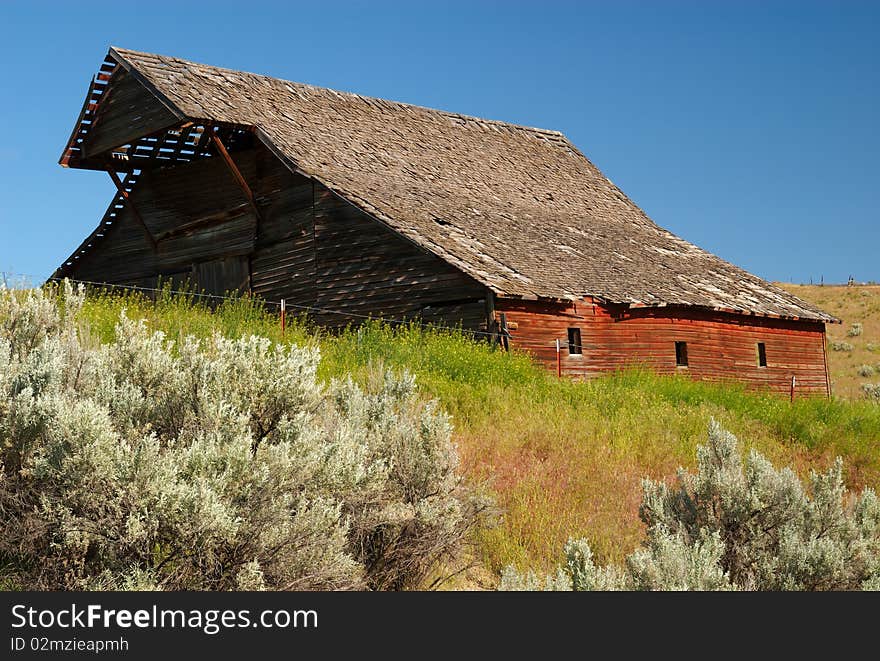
[1,0,877,285]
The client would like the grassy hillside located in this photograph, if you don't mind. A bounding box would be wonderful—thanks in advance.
[71,286,880,587]
[780,284,880,400]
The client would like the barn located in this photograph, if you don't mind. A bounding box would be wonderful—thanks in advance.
[54,47,837,395]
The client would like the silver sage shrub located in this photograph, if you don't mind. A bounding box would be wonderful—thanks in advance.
[0,283,488,590]
[501,420,880,591]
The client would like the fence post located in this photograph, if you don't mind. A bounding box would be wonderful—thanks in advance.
[499,313,510,351]
[280,299,286,337]
[556,339,561,378]
[790,375,796,403]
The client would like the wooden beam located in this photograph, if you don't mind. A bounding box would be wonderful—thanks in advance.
[155,203,251,242]
[106,168,158,252]
[210,132,262,240]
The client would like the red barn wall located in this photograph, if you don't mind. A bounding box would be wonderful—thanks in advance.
[495,298,830,396]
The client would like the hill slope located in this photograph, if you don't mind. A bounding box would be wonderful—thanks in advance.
[74,286,880,583]
[781,284,880,400]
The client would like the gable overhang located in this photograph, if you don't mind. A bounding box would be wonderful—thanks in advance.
[60,48,256,173]
[61,50,180,171]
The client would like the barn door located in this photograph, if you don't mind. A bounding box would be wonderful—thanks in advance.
[193,256,250,298]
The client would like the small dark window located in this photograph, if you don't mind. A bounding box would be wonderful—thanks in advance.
[675,341,689,367]
[567,327,582,355]
[757,342,767,368]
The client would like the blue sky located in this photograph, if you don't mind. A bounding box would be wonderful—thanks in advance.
[1,0,877,285]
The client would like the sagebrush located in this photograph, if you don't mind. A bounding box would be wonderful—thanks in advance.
[0,283,490,590]
[500,420,880,590]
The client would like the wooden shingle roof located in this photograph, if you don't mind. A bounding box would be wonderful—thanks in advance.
[66,47,835,322]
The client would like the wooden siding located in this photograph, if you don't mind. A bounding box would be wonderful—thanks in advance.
[71,150,260,289]
[312,188,488,328]
[68,142,491,329]
[82,68,179,158]
[195,256,250,296]
[68,198,158,285]
[496,298,830,396]
[249,148,316,304]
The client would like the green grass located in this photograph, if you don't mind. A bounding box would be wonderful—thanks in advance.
[75,286,880,577]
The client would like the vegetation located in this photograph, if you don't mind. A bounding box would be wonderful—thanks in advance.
[3,281,880,588]
[0,284,488,590]
[500,421,880,590]
[783,284,880,400]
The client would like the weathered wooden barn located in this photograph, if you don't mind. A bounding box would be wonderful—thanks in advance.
[55,47,837,395]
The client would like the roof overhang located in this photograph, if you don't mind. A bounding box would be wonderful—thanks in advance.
[490,292,838,324]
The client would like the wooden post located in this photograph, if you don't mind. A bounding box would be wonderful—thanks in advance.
[106,168,158,252]
[210,132,263,240]
[280,299,286,337]
[790,375,796,403]
[822,332,832,399]
[556,339,561,378]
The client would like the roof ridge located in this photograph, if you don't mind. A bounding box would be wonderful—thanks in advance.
[110,46,568,140]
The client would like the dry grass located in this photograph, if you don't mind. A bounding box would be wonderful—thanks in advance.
[780,284,880,400]
[451,376,874,574]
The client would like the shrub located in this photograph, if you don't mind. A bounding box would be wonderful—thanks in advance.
[863,384,880,402]
[500,421,880,590]
[831,341,854,352]
[858,365,876,377]
[500,538,625,591]
[0,282,489,590]
[867,343,878,353]
[328,371,493,590]
[848,323,863,337]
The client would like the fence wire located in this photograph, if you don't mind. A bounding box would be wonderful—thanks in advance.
[8,274,567,351]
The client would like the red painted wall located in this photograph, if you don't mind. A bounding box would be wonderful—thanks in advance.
[496,298,830,396]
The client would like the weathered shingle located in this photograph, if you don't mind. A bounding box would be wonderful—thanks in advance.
[95,47,837,321]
